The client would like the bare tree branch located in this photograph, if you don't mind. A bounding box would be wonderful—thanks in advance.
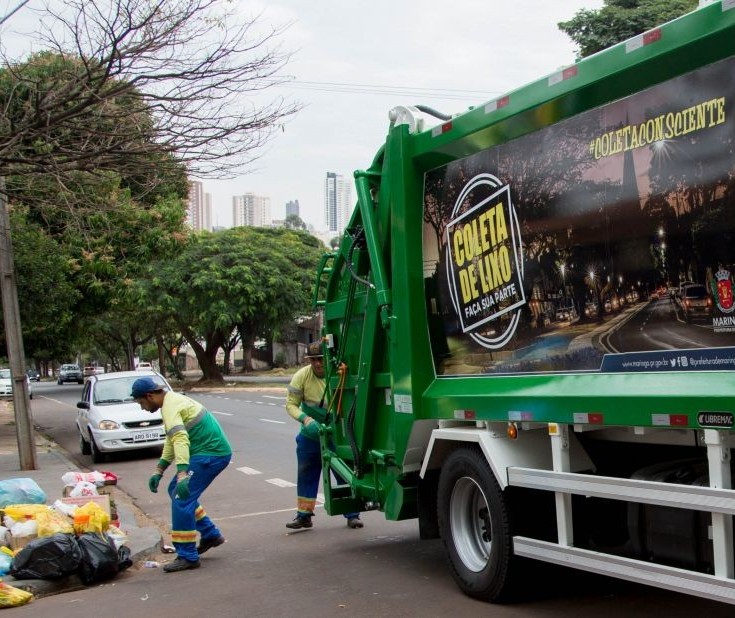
[0,0,300,189]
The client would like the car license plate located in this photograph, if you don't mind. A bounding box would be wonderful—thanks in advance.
[132,430,161,442]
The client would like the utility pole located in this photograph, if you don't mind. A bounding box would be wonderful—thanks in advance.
[0,177,37,470]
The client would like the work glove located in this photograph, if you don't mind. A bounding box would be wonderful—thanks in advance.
[303,419,321,440]
[175,472,191,500]
[148,473,163,493]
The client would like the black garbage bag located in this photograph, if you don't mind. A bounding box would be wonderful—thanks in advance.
[117,545,132,572]
[77,533,119,585]
[10,533,82,580]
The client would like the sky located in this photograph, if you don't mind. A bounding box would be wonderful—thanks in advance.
[205,0,606,231]
[1,0,605,231]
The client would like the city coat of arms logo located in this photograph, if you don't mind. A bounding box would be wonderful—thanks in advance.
[713,269,734,314]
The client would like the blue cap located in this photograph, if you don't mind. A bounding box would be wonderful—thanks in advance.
[131,376,165,398]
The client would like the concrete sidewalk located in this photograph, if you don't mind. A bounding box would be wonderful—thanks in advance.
[0,400,162,599]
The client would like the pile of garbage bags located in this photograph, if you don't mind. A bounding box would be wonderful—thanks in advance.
[0,474,131,605]
[10,532,131,583]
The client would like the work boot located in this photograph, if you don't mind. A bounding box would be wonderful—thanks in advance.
[163,557,201,573]
[346,517,364,529]
[285,514,313,529]
[197,535,225,555]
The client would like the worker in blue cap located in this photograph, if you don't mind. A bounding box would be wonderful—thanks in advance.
[131,376,232,572]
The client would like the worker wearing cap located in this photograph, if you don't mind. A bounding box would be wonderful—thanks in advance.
[285,341,363,530]
[132,376,232,572]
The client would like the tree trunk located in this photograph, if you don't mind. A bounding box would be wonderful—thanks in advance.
[180,325,224,381]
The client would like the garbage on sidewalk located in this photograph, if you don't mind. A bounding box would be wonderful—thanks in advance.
[0,470,132,596]
[61,470,118,489]
[0,478,46,508]
[0,580,33,608]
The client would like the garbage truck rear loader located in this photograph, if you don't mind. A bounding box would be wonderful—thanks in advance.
[313,2,735,604]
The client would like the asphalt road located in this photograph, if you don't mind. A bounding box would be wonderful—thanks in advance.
[599,296,726,353]
[14,381,735,617]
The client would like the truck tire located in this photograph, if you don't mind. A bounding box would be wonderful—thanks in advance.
[437,447,515,602]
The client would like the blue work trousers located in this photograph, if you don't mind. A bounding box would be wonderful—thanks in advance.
[295,433,357,520]
[168,453,231,561]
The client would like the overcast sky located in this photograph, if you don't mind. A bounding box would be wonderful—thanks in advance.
[2,0,607,231]
[209,0,606,230]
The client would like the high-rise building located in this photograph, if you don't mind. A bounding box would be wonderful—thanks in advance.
[232,193,272,227]
[324,172,352,233]
[186,181,212,231]
[203,192,213,231]
[285,200,300,218]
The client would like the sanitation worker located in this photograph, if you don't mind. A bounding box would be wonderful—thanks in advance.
[285,341,363,530]
[132,376,232,572]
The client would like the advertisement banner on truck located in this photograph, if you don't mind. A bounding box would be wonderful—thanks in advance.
[423,56,735,376]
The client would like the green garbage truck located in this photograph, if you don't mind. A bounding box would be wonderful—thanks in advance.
[312,1,735,605]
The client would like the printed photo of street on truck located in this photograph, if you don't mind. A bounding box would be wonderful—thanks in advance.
[423,55,735,377]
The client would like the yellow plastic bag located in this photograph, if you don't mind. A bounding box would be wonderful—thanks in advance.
[35,508,73,537]
[72,502,110,535]
[1,504,49,521]
[0,580,33,607]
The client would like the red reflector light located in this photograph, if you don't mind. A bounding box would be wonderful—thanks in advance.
[671,415,689,426]
[643,29,662,45]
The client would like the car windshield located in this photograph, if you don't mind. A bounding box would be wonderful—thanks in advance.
[63,364,79,370]
[93,375,165,404]
[0,369,10,379]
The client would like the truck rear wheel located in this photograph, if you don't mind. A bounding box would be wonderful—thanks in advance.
[437,447,515,602]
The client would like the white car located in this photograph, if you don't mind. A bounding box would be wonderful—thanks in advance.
[76,370,169,463]
[0,369,32,399]
[135,362,153,371]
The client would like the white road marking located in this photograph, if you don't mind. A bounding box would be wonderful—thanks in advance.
[213,505,322,521]
[259,418,285,424]
[39,396,76,408]
[266,478,296,488]
[211,410,233,416]
[264,395,286,400]
[236,466,262,475]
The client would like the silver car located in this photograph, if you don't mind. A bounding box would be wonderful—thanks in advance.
[76,370,169,463]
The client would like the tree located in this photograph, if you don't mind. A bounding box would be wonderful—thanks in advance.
[0,0,300,186]
[6,207,80,362]
[143,227,323,381]
[558,0,698,58]
[283,214,307,230]
[0,0,299,468]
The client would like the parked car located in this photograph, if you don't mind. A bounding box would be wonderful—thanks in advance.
[135,362,153,371]
[26,368,40,382]
[0,369,32,399]
[58,363,83,385]
[76,370,170,463]
[679,283,713,322]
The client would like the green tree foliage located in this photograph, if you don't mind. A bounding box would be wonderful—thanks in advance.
[558,0,698,58]
[0,51,190,362]
[0,0,299,367]
[5,207,80,362]
[283,214,307,230]
[143,227,324,381]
